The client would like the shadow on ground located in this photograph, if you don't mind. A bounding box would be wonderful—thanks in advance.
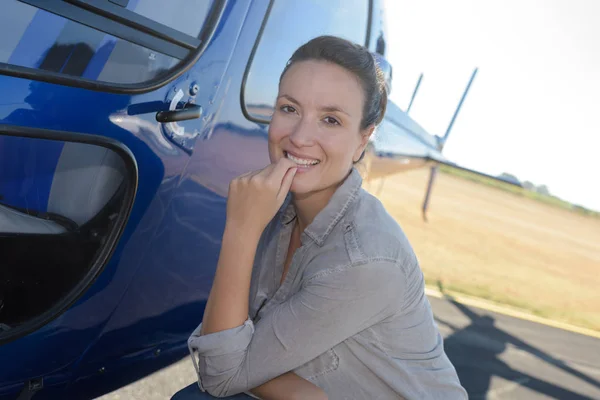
[436,282,600,399]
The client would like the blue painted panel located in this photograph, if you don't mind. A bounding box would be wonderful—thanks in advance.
[0,77,183,388]
[0,34,186,400]
[66,5,255,390]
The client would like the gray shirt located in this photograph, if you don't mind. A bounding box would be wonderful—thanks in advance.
[188,168,467,399]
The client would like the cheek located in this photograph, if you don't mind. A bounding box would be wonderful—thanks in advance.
[320,135,358,165]
[267,117,291,161]
[268,121,284,147]
[268,115,292,144]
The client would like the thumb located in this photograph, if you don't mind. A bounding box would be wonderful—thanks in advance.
[277,166,297,201]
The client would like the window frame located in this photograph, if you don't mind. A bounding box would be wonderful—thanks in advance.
[240,0,374,124]
[0,0,227,94]
[0,123,138,346]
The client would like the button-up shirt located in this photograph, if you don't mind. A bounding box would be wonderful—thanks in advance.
[188,168,467,399]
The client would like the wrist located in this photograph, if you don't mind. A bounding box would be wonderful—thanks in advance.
[223,220,264,243]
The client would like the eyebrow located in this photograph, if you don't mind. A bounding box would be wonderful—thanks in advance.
[277,94,351,116]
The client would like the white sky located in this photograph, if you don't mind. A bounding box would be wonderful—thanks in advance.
[383,0,600,211]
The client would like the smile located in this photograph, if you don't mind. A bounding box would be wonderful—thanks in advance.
[285,151,320,166]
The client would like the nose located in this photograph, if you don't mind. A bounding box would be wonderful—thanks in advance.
[289,116,316,148]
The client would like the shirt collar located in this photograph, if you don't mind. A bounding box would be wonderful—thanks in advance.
[280,168,363,246]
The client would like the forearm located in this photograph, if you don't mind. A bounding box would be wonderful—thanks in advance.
[201,224,261,335]
[250,372,328,400]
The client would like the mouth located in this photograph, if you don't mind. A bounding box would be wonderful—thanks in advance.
[284,151,321,168]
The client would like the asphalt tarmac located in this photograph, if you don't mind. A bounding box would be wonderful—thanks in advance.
[96,295,600,400]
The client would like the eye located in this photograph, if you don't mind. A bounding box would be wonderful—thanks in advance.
[323,116,340,126]
[279,105,297,113]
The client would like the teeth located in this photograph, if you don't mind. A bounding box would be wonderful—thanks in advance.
[286,152,320,166]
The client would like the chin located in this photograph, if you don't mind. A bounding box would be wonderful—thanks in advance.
[289,173,336,198]
[289,177,314,195]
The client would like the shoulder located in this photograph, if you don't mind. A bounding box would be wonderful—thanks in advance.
[304,257,406,305]
[300,190,421,288]
[346,189,418,267]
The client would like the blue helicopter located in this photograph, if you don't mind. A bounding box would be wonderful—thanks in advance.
[0,1,514,398]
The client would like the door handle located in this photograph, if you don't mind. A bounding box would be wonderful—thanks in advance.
[156,103,202,123]
[157,88,202,154]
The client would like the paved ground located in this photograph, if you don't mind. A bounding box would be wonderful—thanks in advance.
[429,296,600,399]
[97,295,600,399]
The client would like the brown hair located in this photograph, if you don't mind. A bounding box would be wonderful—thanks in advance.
[279,35,388,130]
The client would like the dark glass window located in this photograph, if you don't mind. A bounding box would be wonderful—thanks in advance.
[129,0,212,38]
[243,0,370,122]
[0,0,213,85]
[0,133,134,340]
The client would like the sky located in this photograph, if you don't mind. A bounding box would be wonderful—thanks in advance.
[383,0,600,212]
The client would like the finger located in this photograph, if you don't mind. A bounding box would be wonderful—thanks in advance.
[237,171,254,180]
[268,157,297,186]
[246,169,263,180]
[255,160,285,180]
[277,166,297,201]
[236,167,265,182]
[236,168,259,179]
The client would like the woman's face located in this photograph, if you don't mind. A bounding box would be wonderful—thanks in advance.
[268,60,372,196]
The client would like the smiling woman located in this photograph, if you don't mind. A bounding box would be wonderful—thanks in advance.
[184,36,467,400]
[268,36,387,199]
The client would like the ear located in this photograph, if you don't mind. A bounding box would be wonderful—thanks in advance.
[353,125,375,163]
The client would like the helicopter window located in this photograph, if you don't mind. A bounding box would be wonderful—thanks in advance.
[0,0,220,89]
[242,0,370,123]
[0,131,135,342]
[129,0,212,38]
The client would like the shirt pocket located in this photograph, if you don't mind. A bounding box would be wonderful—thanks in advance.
[293,348,339,382]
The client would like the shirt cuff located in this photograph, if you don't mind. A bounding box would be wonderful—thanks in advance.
[187,318,255,393]
[188,318,255,356]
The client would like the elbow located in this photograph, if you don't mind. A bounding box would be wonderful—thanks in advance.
[192,346,252,397]
[188,319,255,397]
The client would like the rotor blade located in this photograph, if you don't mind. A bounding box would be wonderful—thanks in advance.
[440,68,478,150]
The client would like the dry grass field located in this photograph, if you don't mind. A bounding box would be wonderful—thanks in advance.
[364,168,600,332]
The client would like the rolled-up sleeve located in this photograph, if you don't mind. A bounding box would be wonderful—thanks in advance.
[188,318,255,395]
[188,260,405,397]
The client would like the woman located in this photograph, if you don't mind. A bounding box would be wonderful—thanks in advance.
[186,36,467,399]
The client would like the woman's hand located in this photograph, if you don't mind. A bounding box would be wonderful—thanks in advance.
[226,158,297,237]
[201,158,296,336]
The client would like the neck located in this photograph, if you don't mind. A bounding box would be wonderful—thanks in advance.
[291,168,355,232]
[292,190,331,232]
[292,183,340,232]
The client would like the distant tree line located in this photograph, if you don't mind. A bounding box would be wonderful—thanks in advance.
[498,172,550,195]
[497,172,598,216]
